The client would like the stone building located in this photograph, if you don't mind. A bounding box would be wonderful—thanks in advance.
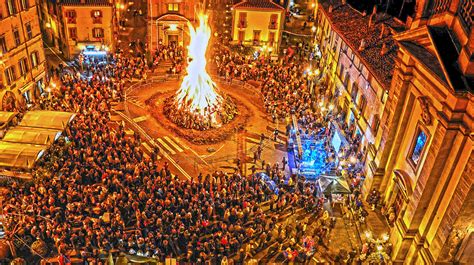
[313,0,403,190]
[147,0,203,50]
[374,0,473,263]
[315,0,473,263]
[231,0,285,56]
[0,0,47,110]
[39,0,117,59]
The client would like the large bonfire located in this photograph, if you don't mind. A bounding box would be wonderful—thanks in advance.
[164,13,236,130]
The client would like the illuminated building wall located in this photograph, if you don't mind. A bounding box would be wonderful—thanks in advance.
[313,0,398,190]
[315,0,473,263]
[59,0,116,58]
[231,0,285,55]
[374,0,473,262]
[147,0,202,50]
[0,0,47,110]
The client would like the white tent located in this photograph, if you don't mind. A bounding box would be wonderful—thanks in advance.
[0,141,45,169]
[19,110,76,130]
[2,127,62,145]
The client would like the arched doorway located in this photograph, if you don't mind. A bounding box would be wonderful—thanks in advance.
[155,14,190,48]
[386,169,413,225]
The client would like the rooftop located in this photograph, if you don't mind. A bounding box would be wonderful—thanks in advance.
[233,0,286,11]
[60,0,112,6]
[318,0,405,89]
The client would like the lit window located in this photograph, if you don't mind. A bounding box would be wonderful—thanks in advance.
[167,3,179,12]
[238,12,247,28]
[238,30,245,42]
[69,27,77,40]
[253,30,261,45]
[4,66,16,85]
[409,127,428,167]
[19,57,28,76]
[6,0,17,16]
[65,10,76,24]
[20,0,28,10]
[13,29,21,46]
[26,22,33,40]
[269,14,278,29]
[0,36,7,53]
[91,10,102,23]
[92,28,104,38]
[30,51,38,68]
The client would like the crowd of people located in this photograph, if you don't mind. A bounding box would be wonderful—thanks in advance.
[1,48,333,264]
[0,32,383,264]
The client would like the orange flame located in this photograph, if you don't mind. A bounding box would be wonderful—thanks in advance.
[174,13,222,122]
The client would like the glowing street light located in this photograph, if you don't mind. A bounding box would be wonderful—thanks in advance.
[311,26,317,32]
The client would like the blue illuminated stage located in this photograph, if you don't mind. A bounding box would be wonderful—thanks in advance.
[288,117,346,180]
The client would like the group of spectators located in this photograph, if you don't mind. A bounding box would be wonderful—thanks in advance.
[0,33,381,264]
[2,48,333,264]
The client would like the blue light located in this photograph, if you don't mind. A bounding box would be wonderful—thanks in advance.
[83,50,107,56]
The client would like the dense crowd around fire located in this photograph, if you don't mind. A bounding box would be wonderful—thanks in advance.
[0,40,389,264]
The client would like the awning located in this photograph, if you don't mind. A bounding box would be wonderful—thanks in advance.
[19,110,76,130]
[2,126,62,145]
[0,111,18,126]
[319,175,351,195]
[0,141,45,169]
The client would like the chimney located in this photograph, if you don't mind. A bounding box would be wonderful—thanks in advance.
[362,10,367,16]
[358,39,366,51]
[380,43,389,56]
[329,5,333,13]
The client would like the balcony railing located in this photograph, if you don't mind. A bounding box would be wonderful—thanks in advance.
[238,21,247,28]
[269,22,277,29]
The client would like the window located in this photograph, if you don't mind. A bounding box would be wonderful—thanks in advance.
[253,30,261,45]
[358,95,367,114]
[0,36,7,53]
[92,28,104,38]
[269,14,278,29]
[19,57,28,76]
[5,66,16,85]
[20,0,28,10]
[268,32,275,45]
[30,51,39,68]
[91,10,102,23]
[6,0,17,16]
[351,82,359,102]
[65,10,76,24]
[25,22,33,40]
[409,126,429,168]
[238,30,245,43]
[238,12,247,28]
[167,3,179,12]
[372,114,380,134]
[69,27,77,40]
[13,29,21,46]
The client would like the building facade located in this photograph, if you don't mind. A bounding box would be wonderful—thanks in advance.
[316,0,473,263]
[39,0,116,59]
[313,0,402,192]
[147,0,203,50]
[0,0,47,110]
[231,0,285,55]
[374,0,473,263]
